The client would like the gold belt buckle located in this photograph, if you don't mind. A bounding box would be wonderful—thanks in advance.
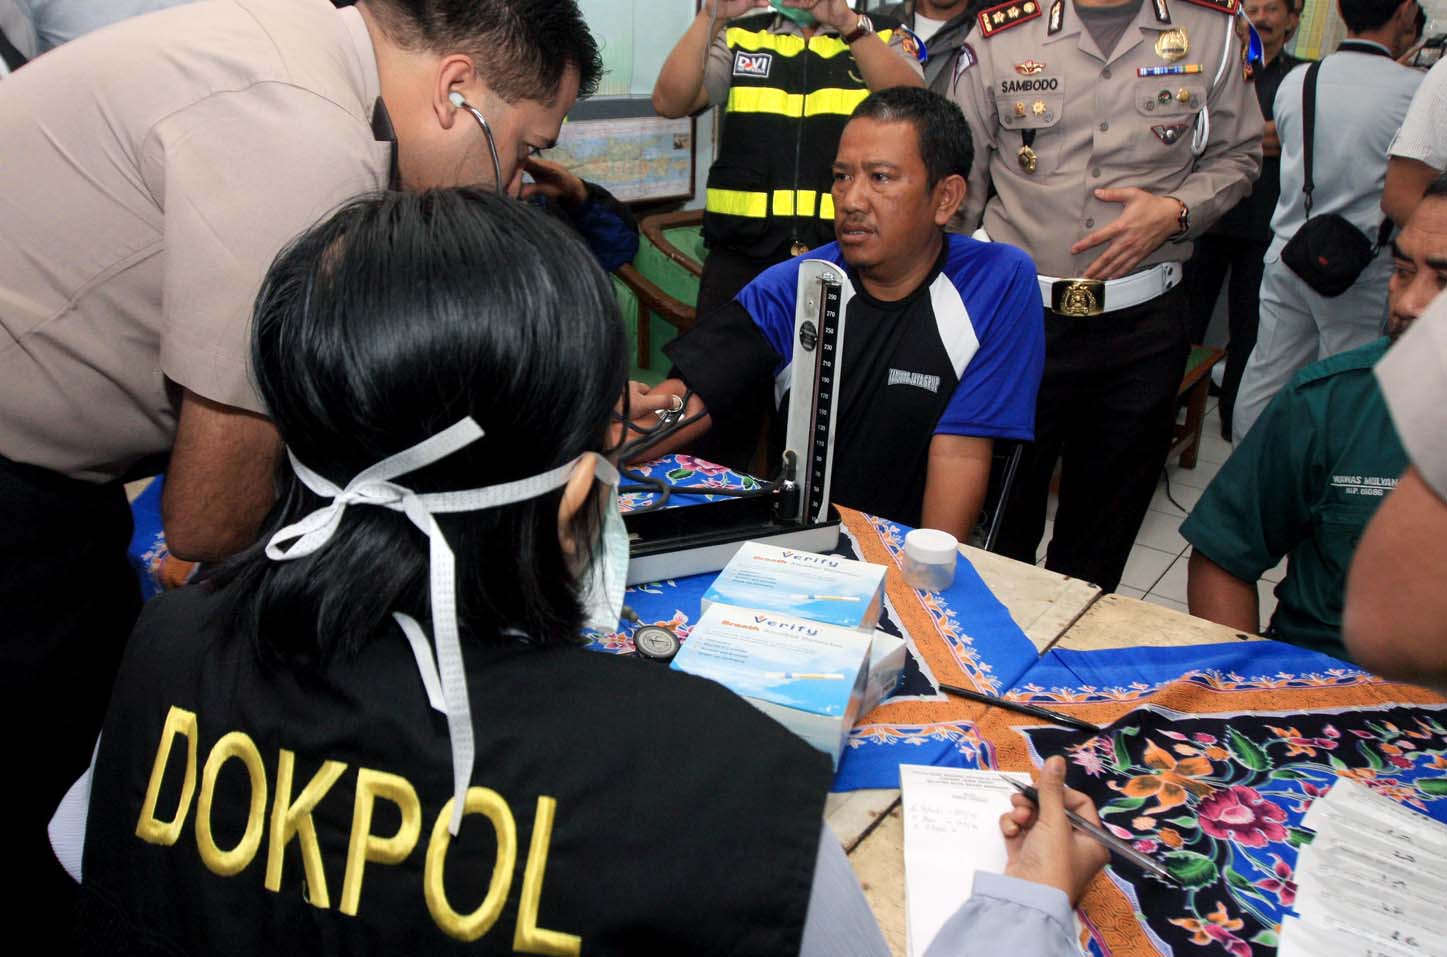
[1051,278,1106,317]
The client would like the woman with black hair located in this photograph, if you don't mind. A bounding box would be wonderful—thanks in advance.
[63,189,1104,954]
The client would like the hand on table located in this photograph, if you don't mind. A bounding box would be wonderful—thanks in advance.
[1072,188,1183,280]
[999,755,1110,905]
[520,156,588,208]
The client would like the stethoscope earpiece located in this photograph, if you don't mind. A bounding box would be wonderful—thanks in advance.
[448,92,505,193]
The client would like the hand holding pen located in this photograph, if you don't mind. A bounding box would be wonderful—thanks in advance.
[998,756,1112,905]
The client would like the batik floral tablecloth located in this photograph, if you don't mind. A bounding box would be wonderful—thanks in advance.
[129,452,1447,957]
[992,640,1447,957]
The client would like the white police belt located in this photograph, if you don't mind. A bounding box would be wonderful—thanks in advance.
[971,227,1182,316]
[1038,263,1182,317]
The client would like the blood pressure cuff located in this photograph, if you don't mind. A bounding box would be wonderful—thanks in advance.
[665,299,782,470]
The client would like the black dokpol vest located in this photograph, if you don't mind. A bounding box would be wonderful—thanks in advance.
[77,585,831,956]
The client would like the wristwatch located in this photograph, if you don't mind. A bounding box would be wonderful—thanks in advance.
[1167,196,1190,237]
[843,14,873,44]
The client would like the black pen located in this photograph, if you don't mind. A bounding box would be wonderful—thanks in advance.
[1005,777,1179,885]
[937,682,1102,733]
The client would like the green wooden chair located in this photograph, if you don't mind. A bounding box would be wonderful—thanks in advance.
[614,211,705,386]
[1174,344,1226,468]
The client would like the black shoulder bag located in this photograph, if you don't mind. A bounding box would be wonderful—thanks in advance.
[1280,55,1394,298]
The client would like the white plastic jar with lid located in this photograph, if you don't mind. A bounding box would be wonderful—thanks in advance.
[900,528,958,592]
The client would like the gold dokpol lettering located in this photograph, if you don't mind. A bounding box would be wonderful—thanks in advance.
[134,706,579,953]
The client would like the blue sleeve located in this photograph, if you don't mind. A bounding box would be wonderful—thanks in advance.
[922,872,1079,957]
[935,249,1044,441]
[734,256,805,375]
[567,183,640,273]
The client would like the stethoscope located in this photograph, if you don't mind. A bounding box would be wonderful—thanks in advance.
[448,90,506,193]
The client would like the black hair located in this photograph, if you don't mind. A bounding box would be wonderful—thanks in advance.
[850,86,974,187]
[1424,171,1447,202]
[362,0,603,102]
[1338,0,1408,34]
[212,188,627,661]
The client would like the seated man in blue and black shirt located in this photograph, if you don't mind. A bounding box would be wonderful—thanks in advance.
[629,87,1044,539]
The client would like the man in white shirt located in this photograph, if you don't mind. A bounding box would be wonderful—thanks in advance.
[1231,0,1424,443]
[0,0,34,74]
[12,0,192,53]
[1382,55,1447,225]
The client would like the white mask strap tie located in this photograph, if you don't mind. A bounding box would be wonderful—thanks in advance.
[265,418,592,835]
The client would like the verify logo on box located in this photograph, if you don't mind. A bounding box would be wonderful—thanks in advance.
[701,541,887,632]
[671,603,871,767]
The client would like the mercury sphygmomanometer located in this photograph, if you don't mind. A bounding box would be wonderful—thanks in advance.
[621,260,851,585]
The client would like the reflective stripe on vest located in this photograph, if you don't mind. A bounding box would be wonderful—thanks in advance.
[723,26,896,60]
[706,188,835,220]
[724,86,871,118]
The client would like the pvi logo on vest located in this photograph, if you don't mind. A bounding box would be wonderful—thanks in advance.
[733,51,773,78]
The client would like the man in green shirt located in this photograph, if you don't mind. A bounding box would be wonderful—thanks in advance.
[1182,180,1447,658]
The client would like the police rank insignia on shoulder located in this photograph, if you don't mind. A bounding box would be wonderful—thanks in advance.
[1235,10,1264,80]
[977,0,1041,37]
[899,26,927,63]
[1179,0,1239,13]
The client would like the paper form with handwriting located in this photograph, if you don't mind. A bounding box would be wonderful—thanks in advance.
[1284,778,1447,957]
[899,765,1031,957]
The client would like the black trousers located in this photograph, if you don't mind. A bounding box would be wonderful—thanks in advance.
[0,455,141,920]
[690,244,793,471]
[996,283,1191,593]
[1183,233,1268,439]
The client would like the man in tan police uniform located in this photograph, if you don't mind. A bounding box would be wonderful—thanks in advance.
[0,0,600,916]
[951,0,1262,592]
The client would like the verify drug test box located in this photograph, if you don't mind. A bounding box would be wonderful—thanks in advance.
[671,603,872,767]
[701,541,887,632]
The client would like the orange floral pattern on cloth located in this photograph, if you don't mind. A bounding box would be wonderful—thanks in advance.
[1116,738,1217,813]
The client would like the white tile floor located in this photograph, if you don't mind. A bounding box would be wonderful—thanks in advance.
[1036,399,1282,629]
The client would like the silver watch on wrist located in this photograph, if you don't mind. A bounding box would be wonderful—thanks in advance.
[843,14,873,44]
